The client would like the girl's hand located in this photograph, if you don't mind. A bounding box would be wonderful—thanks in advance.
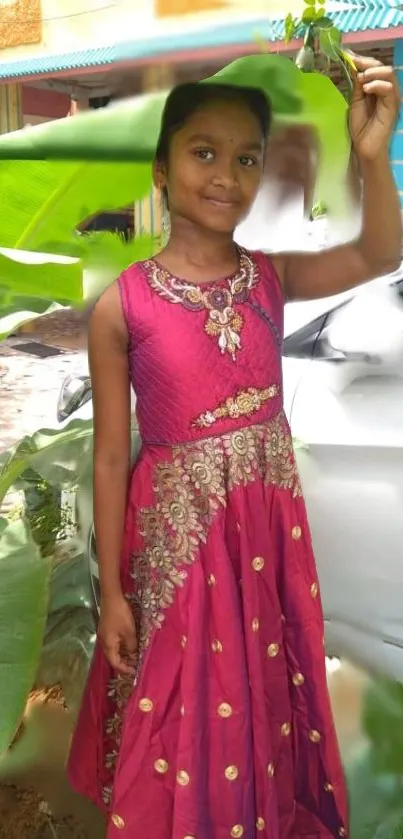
[98,592,137,676]
[349,55,400,162]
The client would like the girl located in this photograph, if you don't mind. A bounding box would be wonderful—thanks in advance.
[68,55,401,838]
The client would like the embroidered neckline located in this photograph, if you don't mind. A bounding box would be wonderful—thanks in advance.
[142,247,259,361]
[147,246,244,290]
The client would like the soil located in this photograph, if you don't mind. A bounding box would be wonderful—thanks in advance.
[0,688,105,839]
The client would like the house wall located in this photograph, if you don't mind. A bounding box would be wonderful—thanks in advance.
[22,86,71,122]
[0,0,310,64]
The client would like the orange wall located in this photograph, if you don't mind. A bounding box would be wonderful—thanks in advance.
[156,0,225,14]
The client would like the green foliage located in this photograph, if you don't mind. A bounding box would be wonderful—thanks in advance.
[0,419,94,506]
[362,679,403,775]
[0,419,95,754]
[284,0,356,100]
[345,678,403,839]
[22,470,62,557]
[0,518,51,754]
[0,290,64,341]
[0,246,82,302]
[0,155,154,331]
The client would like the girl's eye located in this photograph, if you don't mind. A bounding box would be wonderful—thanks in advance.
[194,148,214,161]
[239,155,257,167]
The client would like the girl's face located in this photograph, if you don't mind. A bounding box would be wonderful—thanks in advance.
[156,98,266,235]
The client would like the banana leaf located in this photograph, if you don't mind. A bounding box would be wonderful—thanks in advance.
[0,419,94,506]
[346,745,403,839]
[0,232,156,338]
[0,159,152,254]
[0,518,51,754]
[361,678,403,775]
[64,231,157,299]
[0,246,81,300]
[276,71,350,213]
[0,55,350,214]
[0,246,81,339]
[0,57,302,163]
[0,289,64,341]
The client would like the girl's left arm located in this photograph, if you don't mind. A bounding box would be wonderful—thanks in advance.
[274,56,402,302]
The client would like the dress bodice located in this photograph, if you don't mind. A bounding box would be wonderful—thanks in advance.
[118,249,283,446]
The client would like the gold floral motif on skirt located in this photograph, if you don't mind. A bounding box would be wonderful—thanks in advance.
[102,411,301,804]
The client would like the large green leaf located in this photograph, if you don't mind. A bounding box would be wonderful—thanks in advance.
[346,745,403,839]
[277,71,350,213]
[200,54,302,114]
[0,58,302,164]
[0,518,51,754]
[0,159,153,253]
[361,678,403,775]
[0,57,351,215]
[0,289,64,341]
[0,232,156,336]
[0,247,81,338]
[0,246,82,300]
[0,92,167,163]
[80,232,156,297]
[0,420,94,505]
[0,230,157,333]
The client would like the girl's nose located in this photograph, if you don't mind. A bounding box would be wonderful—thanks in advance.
[211,167,238,188]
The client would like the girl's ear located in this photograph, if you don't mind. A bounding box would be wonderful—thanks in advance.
[153,158,167,191]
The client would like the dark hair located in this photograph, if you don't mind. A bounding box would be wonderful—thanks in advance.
[155,82,271,164]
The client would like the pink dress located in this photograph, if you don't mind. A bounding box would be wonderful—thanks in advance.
[68,248,348,839]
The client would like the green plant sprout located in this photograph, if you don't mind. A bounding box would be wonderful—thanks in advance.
[284,0,357,99]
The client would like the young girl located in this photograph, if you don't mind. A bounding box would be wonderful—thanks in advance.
[68,55,401,838]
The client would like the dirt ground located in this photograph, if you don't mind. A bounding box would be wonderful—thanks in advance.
[0,309,89,455]
[0,688,106,839]
[17,308,90,352]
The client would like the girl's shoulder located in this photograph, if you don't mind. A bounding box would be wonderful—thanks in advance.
[115,260,147,333]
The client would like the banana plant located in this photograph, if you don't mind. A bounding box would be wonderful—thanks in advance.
[0,418,95,752]
[0,517,51,755]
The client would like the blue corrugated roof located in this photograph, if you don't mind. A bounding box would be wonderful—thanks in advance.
[0,1,402,81]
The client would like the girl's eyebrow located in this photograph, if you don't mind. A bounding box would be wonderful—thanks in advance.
[187,133,263,152]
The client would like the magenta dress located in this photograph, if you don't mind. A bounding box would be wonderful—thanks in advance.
[68,248,348,839]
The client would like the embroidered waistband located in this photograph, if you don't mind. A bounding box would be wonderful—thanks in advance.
[192,385,280,430]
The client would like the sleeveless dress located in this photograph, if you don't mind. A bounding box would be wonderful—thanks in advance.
[67,248,348,839]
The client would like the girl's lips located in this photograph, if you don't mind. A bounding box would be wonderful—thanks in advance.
[205,197,238,208]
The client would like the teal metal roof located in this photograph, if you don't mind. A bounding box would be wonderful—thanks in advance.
[0,1,402,81]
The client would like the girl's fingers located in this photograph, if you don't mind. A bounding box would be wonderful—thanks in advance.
[351,54,382,71]
[362,80,396,97]
[357,65,394,82]
[357,65,400,105]
[103,639,136,674]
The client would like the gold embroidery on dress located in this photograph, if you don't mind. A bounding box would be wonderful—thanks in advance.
[192,385,280,429]
[102,411,301,805]
[143,247,259,361]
